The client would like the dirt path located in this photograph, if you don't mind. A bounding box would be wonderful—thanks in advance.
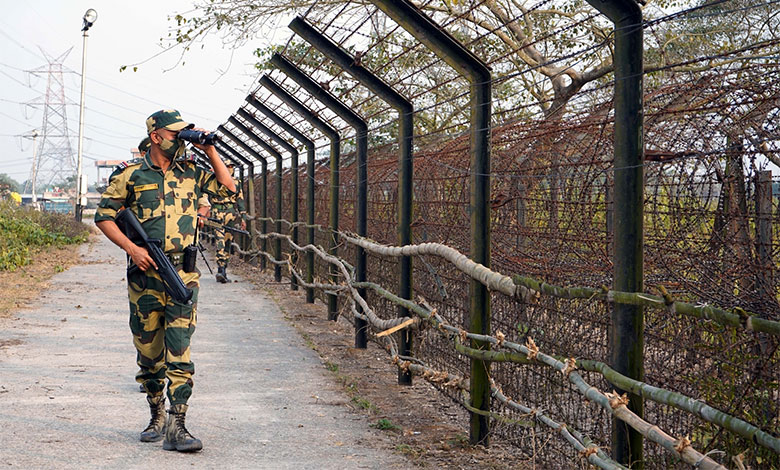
[0,236,409,469]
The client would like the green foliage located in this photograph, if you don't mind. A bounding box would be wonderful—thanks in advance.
[0,202,89,271]
[0,173,21,193]
[682,325,780,468]
[351,396,377,412]
[370,418,399,431]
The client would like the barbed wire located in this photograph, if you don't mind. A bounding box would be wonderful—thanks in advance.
[216,4,780,466]
[203,221,777,467]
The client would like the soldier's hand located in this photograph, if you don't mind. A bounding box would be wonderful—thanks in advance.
[198,217,205,229]
[190,127,214,151]
[240,219,247,231]
[128,245,158,272]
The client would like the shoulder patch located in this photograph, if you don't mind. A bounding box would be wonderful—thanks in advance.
[115,158,141,172]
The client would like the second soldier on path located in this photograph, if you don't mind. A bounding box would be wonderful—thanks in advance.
[209,161,246,283]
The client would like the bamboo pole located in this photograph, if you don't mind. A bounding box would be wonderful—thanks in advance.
[341,233,780,336]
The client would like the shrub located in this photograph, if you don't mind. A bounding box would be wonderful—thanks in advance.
[0,202,89,271]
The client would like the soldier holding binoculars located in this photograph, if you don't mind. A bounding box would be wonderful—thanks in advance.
[95,109,235,453]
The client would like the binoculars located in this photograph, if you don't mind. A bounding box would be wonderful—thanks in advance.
[178,129,221,145]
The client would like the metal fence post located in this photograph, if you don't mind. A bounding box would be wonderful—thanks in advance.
[247,92,317,303]
[236,108,301,289]
[260,74,341,319]
[583,0,645,466]
[606,181,613,258]
[369,0,493,443]
[228,116,285,283]
[756,171,774,305]
[288,19,414,382]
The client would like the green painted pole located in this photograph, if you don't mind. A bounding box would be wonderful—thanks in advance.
[756,171,773,303]
[369,0,493,443]
[289,18,414,379]
[260,73,341,317]
[228,116,285,283]
[583,0,644,467]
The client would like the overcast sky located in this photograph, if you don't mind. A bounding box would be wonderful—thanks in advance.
[0,0,288,189]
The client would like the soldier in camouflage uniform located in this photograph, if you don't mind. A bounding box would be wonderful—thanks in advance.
[95,110,236,452]
[138,136,151,155]
[209,161,247,283]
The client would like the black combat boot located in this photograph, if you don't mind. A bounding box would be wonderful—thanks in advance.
[139,395,166,442]
[163,404,203,452]
[215,266,229,283]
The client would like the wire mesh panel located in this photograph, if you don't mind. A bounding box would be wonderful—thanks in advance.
[204,0,780,467]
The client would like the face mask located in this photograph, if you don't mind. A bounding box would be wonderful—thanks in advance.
[228,166,235,177]
[158,136,185,159]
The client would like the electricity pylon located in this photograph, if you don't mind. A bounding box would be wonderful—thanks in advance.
[23,48,76,194]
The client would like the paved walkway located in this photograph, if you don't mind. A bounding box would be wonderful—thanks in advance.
[0,236,407,469]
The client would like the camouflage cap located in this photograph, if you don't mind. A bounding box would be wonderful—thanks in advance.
[145,109,194,134]
[138,136,151,153]
[224,160,235,167]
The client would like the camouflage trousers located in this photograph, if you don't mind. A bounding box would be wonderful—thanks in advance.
[213,208,238,269]
[128,265,199,406]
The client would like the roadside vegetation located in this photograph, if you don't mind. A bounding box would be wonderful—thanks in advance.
[0,202,89,271]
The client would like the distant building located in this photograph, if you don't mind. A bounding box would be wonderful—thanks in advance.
[95,159,127,193]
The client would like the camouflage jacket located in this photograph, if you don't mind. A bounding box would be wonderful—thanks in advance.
[209,176,246,216]
[95,152,236,253]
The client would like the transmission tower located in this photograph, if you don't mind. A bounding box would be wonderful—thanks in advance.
[23,48,76,194]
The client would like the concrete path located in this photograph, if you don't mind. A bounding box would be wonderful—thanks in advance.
[0,236,408,469]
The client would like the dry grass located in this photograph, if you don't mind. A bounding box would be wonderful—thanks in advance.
[0,239,89,319]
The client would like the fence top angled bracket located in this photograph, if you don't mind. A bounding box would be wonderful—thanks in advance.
[269,53,367,135]
[259,75,340,143]
[245,94,315,149]
[214,140,254,169]
[227,116,284,161]
[236,108,299,157]
[370,1,490,83]
[218,124,268,165]
[584,0,642,24]
[287,18,412,116]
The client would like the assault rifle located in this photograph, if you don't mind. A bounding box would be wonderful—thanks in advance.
[115,209,194,304]
[197,214,250,236]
